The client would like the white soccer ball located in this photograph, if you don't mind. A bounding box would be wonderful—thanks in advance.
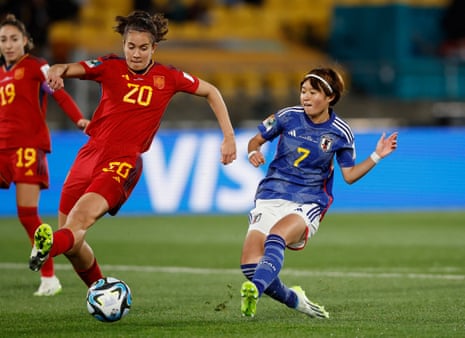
[86,277,132,322]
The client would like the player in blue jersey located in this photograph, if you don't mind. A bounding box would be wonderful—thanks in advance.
[239,67,398,318]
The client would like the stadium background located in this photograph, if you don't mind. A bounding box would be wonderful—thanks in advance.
[1,0,464,215]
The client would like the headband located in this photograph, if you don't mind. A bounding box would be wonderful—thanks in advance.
[305,74,333,93]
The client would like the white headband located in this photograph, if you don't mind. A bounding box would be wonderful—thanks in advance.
[305,74,333,93]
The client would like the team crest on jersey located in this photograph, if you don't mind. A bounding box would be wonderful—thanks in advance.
[262,114,276,131]
[320,135,333,152]
[14,67,24,80]
[153,75,165,89]
[84,59,102,68]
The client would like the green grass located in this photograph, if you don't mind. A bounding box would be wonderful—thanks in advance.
[1,212,464,337]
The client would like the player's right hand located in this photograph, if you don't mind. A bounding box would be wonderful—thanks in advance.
[47,64,67,90]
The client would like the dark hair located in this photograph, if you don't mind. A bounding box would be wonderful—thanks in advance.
[301,68,345,106]
[114,11,168,44]
[0,13,34,51]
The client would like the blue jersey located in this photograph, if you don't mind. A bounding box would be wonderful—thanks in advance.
[255,106,355,210]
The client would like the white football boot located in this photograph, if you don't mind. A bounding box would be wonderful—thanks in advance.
[291,286,329,319]
[34,275,62,296]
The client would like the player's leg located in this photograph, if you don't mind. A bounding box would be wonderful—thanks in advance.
[16,182,62,296]
[252,213,305,297]
[240,221,300,316]
[240,230,263,317]
[268,208,328,318]
[10,148,61,296]
[58,192,107,286]
[18,203,62,296]
[29,144,91,271]
[247,212,328,318]
[240,200,300,316]
[59,205,103,287]
[56,153,142,287]
[29,192,108,275]
[65,240,103,287]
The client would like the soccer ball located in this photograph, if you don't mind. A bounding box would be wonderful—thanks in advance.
[86,277,132,322]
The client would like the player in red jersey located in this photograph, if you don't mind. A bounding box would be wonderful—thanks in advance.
[28,11,237,287]
[0,14,89,296]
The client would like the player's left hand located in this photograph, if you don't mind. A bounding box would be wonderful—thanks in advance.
[375,132,398,158]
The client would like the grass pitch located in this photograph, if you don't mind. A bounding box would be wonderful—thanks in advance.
[0,212,464,337]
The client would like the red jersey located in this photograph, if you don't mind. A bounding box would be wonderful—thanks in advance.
[79,54,200,153]
[0,54,83,152]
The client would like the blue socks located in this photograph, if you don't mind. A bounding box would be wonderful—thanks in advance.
[240,234,297,308]
[253,234,286,296]
[240,263,256,281]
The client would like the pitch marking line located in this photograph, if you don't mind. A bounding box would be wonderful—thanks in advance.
[0,263,463,280]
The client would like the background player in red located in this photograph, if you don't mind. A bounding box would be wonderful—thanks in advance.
[28,11,237,288]
[0,14,89,296]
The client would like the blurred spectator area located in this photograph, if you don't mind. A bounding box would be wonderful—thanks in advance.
[48,0,334,95]
[48,0,335,128]
[328,0,465,127]
[45,0,465,129]
[330,0,461,98]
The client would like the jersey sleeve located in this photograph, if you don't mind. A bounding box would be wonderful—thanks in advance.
[172,68,200,93]
[36,58,84,124]
[51,89,84,124]
[335,136,356,167]
[78,54,112,81]
[257,113,282,141]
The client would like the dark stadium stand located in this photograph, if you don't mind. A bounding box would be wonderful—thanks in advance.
[45,0,465,129]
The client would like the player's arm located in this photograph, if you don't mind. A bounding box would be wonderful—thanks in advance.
[41,62,89,130]
[51,89,89,130]
[194,79,236,165]
[247,133,267,167]
[340,131,398,184]
[47,62,86,91]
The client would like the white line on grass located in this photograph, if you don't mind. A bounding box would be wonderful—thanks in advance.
[0,262,463,280]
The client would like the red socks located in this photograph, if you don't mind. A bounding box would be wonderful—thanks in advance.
[17,206,54,277]
[50,228,75,257]
[49,228,103,287]
[17,210,103,287]
[17,206,40,241]
[76,259,104,287]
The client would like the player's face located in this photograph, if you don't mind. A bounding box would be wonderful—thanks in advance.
[300,80,333,123]
[123,30,156,72]
[0,25,27,65]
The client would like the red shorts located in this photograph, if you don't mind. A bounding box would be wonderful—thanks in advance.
[59,141,143,216]
[0,147,49,189]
